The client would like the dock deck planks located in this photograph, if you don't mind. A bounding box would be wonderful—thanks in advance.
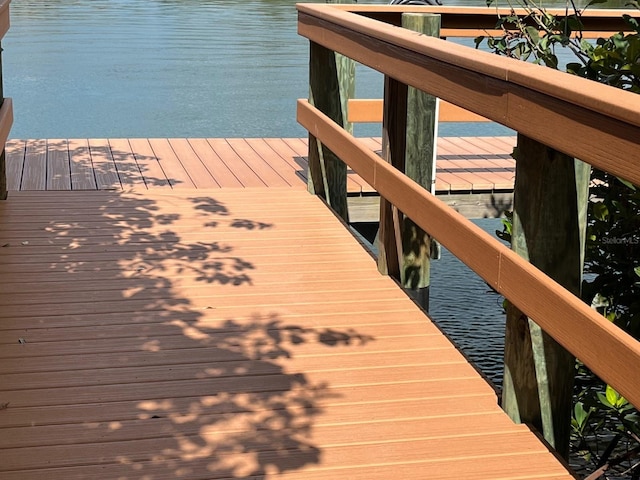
[5,136,516,220]
[0,188,572,479]
[5,136,515,194]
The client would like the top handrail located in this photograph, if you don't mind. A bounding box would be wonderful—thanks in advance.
[318,5,633,38]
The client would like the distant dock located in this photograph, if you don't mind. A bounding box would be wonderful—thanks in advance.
[5,136,515,220]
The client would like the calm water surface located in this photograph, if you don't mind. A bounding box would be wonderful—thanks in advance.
[6,0,319,138]
[3,0,524,139]
[4,0,626,139]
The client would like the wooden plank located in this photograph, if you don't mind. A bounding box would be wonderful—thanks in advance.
[245,138,305,187]
[127,138,170,188]
[436,138,514,190]
[0,301,425,334]
[167,138,220,188]
[0,432,564,476]
[455,136,515,166]
[21,139,47,190]
[186,138,242,187]
[262,138,308,182]
[322,4,632,38]
[0,454,570,480]
[348,98,491,123]
[108,138,146,188]
[147,138,195,188]
[0,0,10,40]
[45,139,71,190]
[5,139,25,191]
[0,360,483,393]
[0,405,512,446]
[0,341,464,375]
[67,138,97,190]
[3,304,430,338]
[206,138,265,187]
[0,364,493,405]
[226,138,290,187]
[87,139,121,190]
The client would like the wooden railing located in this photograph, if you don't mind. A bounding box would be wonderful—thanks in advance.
[296,2,640,421]
[325,4,632,38]
[0,0,13,199]
[343,6,633,125]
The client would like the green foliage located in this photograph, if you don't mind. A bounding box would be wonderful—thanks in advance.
[567,16,640,92]
[495,210,513,243]
[584,172,640,337]
[572,401,594,437]
[479,0,589,69]
[599,385,629,411]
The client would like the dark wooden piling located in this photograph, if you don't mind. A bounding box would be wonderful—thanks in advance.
[306,0,356,222]
[378,13,441,311]
[0,43,6,200]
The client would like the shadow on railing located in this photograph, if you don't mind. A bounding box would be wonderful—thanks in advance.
[297,2,640,459]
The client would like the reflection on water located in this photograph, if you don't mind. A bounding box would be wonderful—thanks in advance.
[4,0,628,138]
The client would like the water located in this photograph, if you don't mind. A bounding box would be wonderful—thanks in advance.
[4,0,630,139]
[2,0,528,139]
[4,0,317,138]
[430,218,507,387]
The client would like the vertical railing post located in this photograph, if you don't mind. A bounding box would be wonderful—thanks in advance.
[378,13,440,312]
[0,36,6,200]
[502,134,590,459]
[378,77,408,281]
[400,13,440,310]
[306,0,355,222]
[0,0,12,201]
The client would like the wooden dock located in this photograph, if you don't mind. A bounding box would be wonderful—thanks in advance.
[0,187,574,479]
[5,136,516,219]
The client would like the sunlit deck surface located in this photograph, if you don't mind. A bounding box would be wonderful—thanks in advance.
[0,184,575,479]
[0,136,570,478]
[5,137,516,193]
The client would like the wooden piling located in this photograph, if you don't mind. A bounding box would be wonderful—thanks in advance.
[400,13,440,310]
[378,76,408,280]
[502,134,590,459]
[378,13,441,311]
[0,42,6,200]
[306,0,355,222]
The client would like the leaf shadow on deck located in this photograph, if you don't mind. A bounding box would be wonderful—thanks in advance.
[5,138,189,190]
[0,188,375,478]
